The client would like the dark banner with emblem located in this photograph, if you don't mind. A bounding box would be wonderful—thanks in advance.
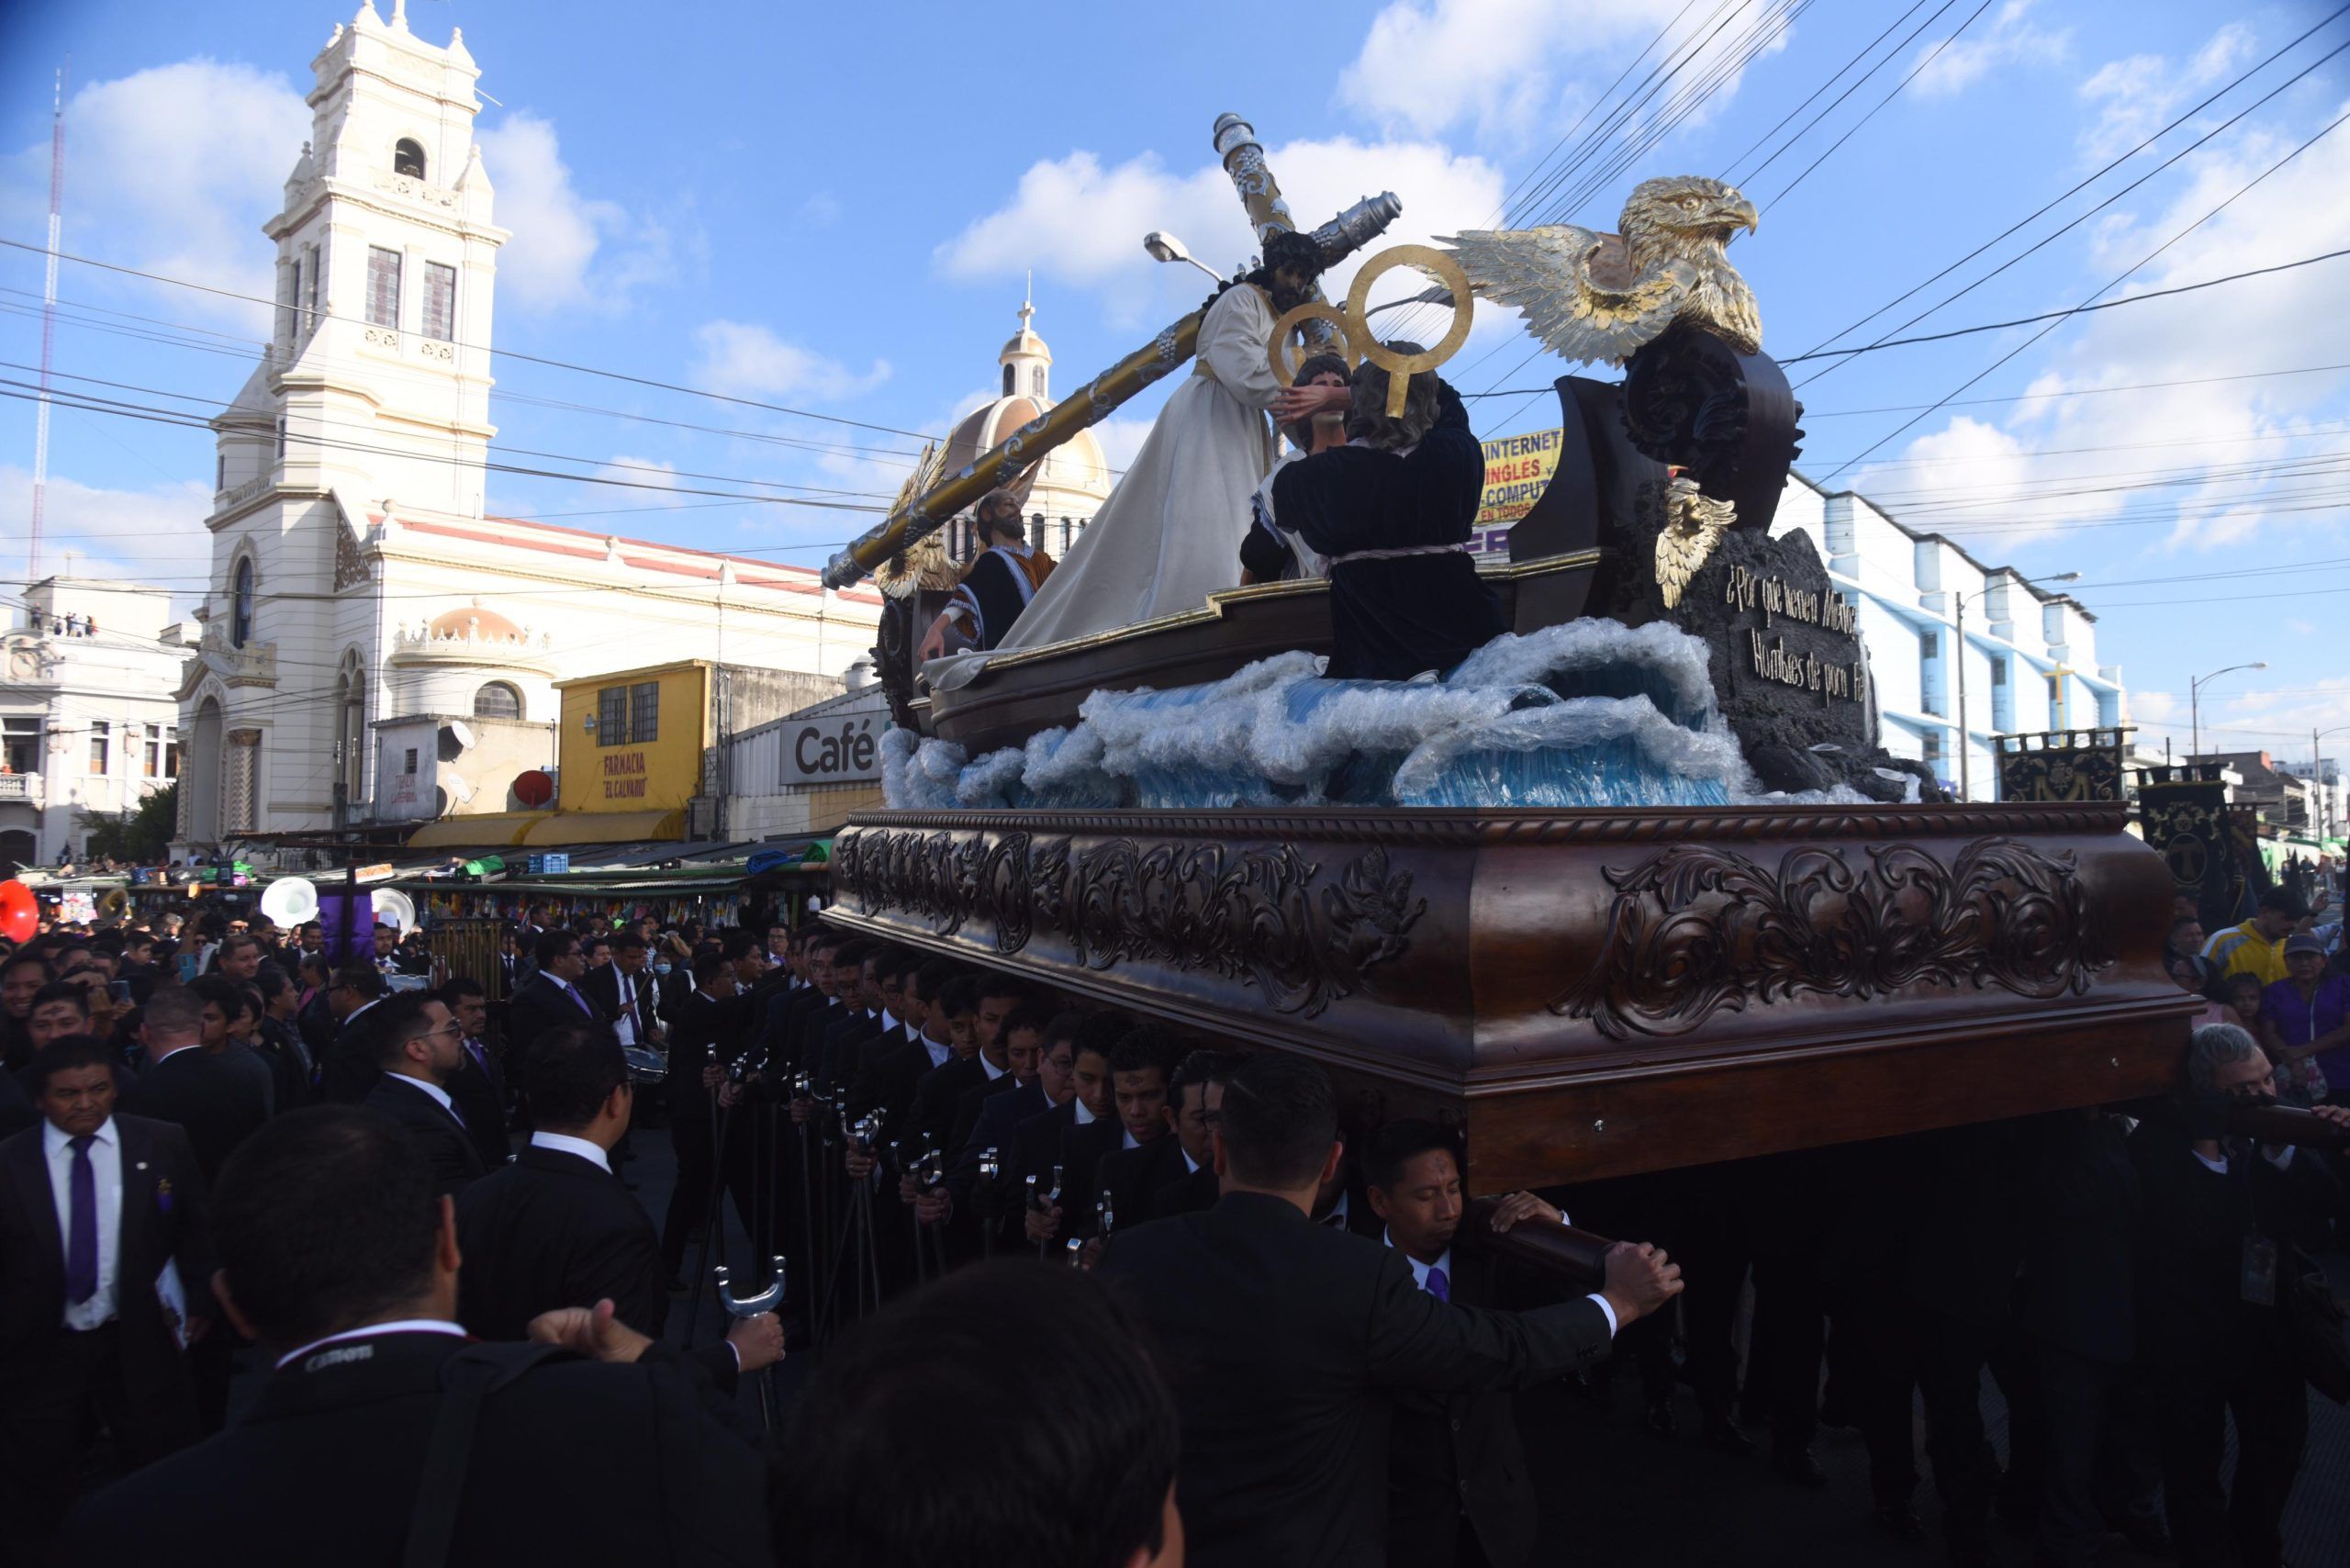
[1997,729,2127,803]
[2137,765,2262,928]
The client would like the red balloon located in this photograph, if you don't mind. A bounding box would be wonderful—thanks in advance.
[0,879,34,944]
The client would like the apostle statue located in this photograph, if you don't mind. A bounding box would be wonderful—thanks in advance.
[918,488,1058,656]
[1270,352,1503,681]
[964,231,1331,659]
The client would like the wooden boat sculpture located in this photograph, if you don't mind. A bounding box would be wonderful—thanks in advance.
[824,129,2191,1189]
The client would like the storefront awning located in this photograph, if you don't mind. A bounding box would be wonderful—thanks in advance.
[405,813,550,849]
[520,809,686,846]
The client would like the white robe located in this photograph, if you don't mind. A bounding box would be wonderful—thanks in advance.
[954,284,1281,668]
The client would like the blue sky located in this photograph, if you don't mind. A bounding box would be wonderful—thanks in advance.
[2,0,2346,762]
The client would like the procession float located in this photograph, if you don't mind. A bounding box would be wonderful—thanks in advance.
[813,114,2193,1195]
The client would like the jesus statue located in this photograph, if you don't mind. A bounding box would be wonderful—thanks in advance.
[937,231,1338,669]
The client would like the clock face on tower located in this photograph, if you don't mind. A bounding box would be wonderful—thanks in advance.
[6,640,38,680]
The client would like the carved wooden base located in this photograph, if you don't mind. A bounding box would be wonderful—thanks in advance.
[826,801,2189,1190]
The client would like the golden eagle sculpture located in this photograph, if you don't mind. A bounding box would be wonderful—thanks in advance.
[1646,472,1737,610]
[1439,176,1762,365]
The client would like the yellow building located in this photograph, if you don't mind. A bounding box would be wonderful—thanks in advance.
[407,659,838,848]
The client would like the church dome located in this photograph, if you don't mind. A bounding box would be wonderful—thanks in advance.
[939,296,1114,523]
[426,601,523,641]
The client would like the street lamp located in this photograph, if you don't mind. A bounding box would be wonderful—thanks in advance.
[1143,230,1222,283]
[2188,661,2266,763]
[1951,571,2079,801]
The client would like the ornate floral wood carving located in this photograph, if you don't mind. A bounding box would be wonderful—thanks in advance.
[835,826,1425,1018]
[1554,836,2113,1040]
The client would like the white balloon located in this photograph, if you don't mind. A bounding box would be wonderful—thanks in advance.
[259,876,319,925]
[373,887,419,935]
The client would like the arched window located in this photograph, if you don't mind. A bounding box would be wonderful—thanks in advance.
[1002,364,1014,397]
[394,139,426,179]
[472,681,522,721]
[230,557,255,649]
[1032,365,1046,397]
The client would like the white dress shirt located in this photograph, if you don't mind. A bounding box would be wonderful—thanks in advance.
[919,1030,953,1070]
[530,1130,612,1172]
[47,1117,122,1330]
[1073,1097,1098,1126]
[979,1052,1007,1081]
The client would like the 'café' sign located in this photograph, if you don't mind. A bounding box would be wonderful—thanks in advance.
[782,715,882,787]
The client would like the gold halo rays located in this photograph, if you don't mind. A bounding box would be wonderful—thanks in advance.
[1346,245,1473,417]
[1266,302,1360,386]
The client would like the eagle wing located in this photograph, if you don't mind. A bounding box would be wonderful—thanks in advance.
[1440,225,1696,367]
[1651,476,1737,610]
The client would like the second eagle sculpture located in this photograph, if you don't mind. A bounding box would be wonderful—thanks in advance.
[1440,175,1762,365]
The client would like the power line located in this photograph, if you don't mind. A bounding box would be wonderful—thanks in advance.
[1721,0,1937,184]
[1790,5,2350,368]
[0,235,945,442]
[1762,0,1996,210]
[1796,19,2350,386]
[1784,246,2350,369]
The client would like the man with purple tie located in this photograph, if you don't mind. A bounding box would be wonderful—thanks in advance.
[1369,1119,1576,1568]
[0,1035,210,1549]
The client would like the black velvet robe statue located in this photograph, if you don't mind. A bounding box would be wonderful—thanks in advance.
[1271,382,1505,681]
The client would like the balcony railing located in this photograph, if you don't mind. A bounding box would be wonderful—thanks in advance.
[0,773,34,801]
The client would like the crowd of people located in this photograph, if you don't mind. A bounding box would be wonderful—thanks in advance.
[0,891,2345,1566]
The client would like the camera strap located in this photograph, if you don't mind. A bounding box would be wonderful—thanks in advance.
[402,1342,571,1568]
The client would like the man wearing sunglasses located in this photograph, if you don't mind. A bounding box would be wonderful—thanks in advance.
[361,995,485,1199]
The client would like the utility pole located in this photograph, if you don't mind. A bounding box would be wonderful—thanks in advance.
[29,62,67,585]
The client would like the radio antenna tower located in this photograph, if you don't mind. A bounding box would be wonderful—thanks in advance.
[29,62,67,586]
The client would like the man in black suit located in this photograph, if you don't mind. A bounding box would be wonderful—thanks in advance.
[579,932,664,1058]
[360,994,485,1199]
[1072,1025,1183,1242]
[0,1036,211,1548]
[1015,1014,1123,1254]
[854,961,956,1139]
[313,961,390,1103]
[63,1104,772,1567]
[1099,1054,1682,1568]
[764,929,839,1070]
[1147,1047,1237,1223]
[2132,1026,2350,1568]
[903,970,1025,1158]
[946,1001,1050,1160]
[505,930,606,1077]
[455,1025,778,1384]
[1367,1118,1570,1568]
[439,976,509,1170]
[118,985,268,1187]
[660,948,761,1283]
[932,1008,1073,1241]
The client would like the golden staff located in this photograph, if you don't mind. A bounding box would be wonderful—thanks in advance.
[822,128,1400,590]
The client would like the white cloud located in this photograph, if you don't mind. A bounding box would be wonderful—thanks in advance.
[935,136,1509,333]
[1338,0,1792,144]
[476,112,673,312]
[2078,22,2252,162]
[797,192,842,228]
[1851,84,2350,558]
[690,321,891,401]
[1909,0,2071,99]
[0,465,211,591]
[1,60,308,325]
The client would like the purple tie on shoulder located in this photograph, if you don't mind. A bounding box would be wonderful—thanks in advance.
[1426,1265,1450,1303]
[64,1135,98,1305]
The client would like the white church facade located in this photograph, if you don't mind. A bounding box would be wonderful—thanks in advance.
[175,3,879,854]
